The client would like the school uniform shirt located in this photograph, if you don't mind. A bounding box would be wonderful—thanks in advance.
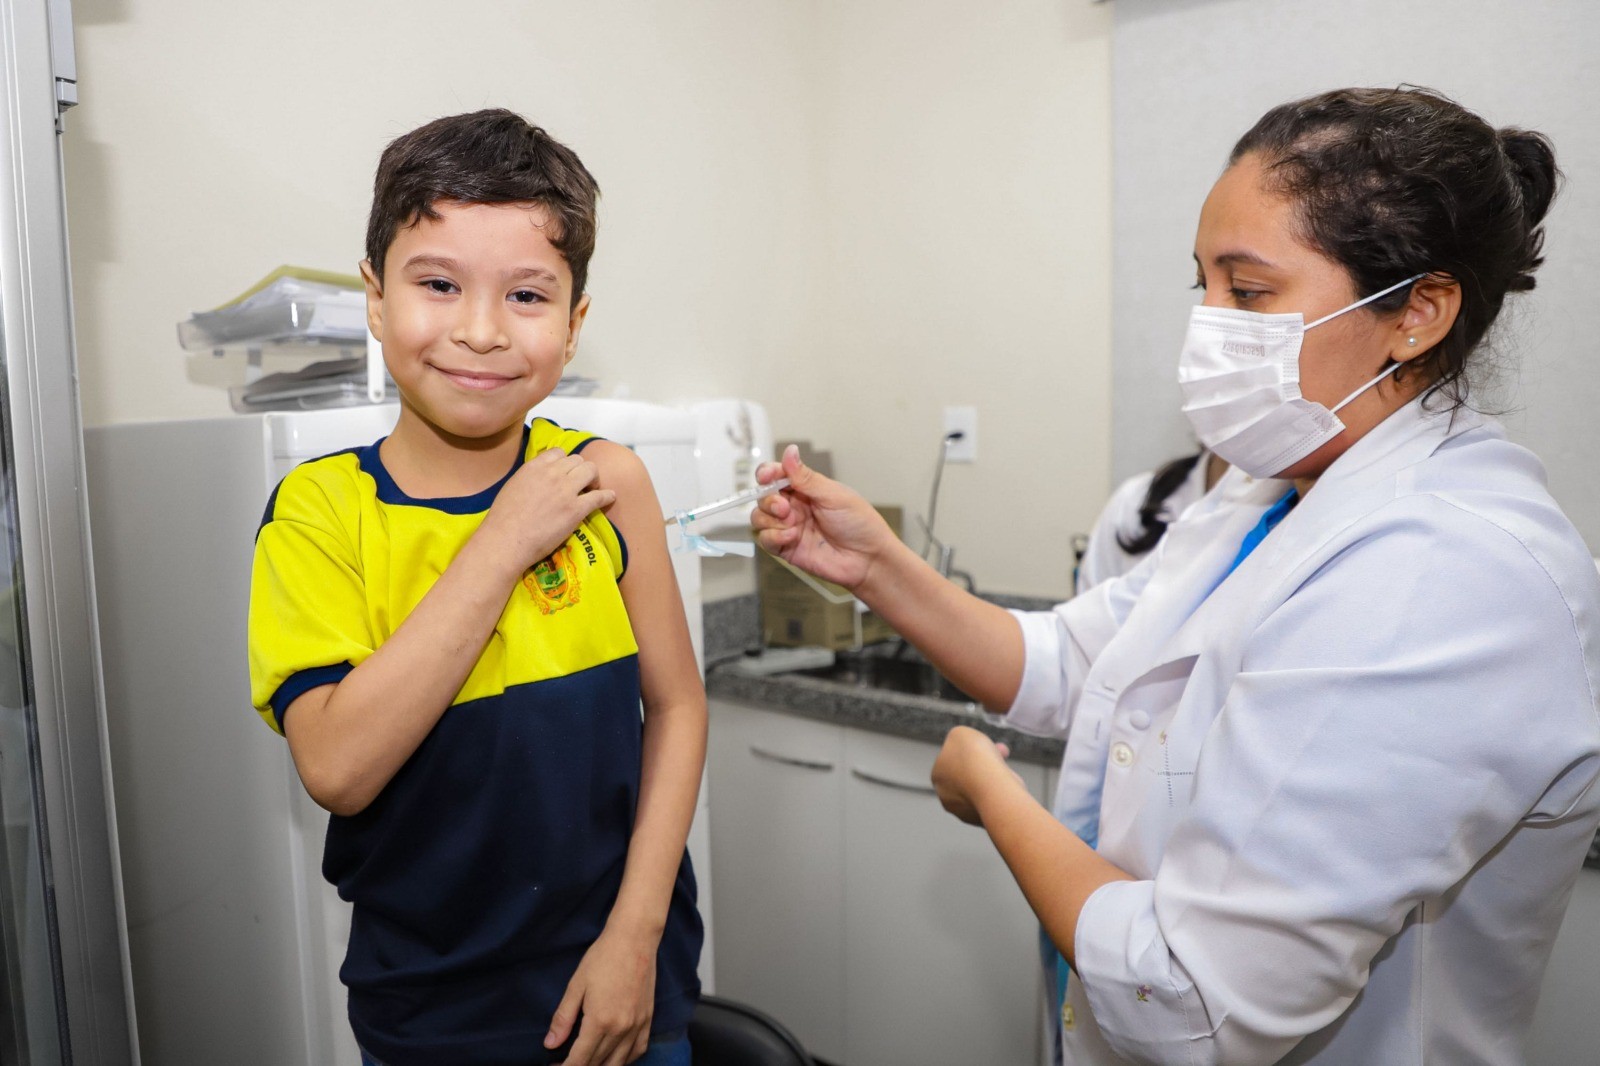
[1006,397,1600,1065]
[1076,453,1213,595]
[249,418,702,1066]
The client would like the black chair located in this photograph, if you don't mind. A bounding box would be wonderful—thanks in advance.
[689,995,815,1066]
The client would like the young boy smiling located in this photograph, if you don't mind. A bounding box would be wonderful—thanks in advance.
[248,111,705,1066]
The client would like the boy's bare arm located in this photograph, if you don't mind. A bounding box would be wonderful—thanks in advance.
[545,441,707,1065]
[283,449,614,817]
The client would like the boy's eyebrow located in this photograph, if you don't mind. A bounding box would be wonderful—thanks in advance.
[401,254,559,285]
[507,266,560,284]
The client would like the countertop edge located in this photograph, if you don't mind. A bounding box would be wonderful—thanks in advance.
[706,668,1066,767]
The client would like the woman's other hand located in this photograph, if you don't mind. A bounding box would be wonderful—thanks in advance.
[932,726,1027,826]
[751,444,900,592]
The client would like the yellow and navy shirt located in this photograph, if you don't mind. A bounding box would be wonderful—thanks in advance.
[249,418,701,1065]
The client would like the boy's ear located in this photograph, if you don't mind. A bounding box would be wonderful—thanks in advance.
[563,293,591,366]
[359,260,384,341]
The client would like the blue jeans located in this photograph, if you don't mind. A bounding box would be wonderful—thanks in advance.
[359,1034,690,1066]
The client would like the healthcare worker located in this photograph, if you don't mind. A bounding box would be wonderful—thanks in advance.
[754,86,1600,1066]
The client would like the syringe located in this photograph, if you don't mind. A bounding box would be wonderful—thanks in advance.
[665,478,791,527]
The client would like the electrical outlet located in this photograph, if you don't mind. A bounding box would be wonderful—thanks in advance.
[942,406,978,463]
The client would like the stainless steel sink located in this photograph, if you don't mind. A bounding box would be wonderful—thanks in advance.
[793,644,977,705]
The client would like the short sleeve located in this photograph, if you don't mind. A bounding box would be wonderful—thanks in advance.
[249,467,374,735]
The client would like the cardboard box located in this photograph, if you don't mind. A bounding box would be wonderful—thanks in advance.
[758,505,903,650]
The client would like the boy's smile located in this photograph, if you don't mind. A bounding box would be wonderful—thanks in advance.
[361,200,590,458]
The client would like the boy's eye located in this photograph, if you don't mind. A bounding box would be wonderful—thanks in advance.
[508,289,546,306]
[423,278,457,295]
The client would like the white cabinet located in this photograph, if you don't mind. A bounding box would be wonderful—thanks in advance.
[707,702,847,1062]
[708,699,1046,1065]
[842,728,1046,1064]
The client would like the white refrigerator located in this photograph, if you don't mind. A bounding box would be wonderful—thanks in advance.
[84,398,712,1066]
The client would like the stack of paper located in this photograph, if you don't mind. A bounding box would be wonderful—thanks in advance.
[178,266,368,353]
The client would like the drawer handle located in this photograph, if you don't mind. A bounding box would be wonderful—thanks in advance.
[749,745,835,772]
[851,767,938,795]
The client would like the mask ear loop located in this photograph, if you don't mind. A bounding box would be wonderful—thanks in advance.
[1305,273,1427,330]
[1309,273,1428,414]
[1331,361,1404,414]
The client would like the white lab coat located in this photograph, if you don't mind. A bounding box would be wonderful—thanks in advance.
[1005,397,1600,1066]
[1076,453,1211,594]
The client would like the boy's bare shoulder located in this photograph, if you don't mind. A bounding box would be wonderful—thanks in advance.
[578,438,652,494]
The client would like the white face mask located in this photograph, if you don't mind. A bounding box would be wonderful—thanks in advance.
[1178,274,1425,478]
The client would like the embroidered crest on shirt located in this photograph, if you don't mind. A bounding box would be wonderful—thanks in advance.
[524,545,583,614]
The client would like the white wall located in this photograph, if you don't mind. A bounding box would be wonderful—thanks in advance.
[803,0,1113,599]
[62,0,1113,601]
[63,1,831,428]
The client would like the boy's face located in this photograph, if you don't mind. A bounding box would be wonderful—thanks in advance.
[361,200,589,442]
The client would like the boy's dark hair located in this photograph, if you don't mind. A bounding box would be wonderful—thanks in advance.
[365,109,600,306]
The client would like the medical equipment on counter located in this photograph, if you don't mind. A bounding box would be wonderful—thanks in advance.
[688,400,774,533]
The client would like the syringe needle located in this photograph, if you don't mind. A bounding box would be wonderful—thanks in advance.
[664,478,792,526]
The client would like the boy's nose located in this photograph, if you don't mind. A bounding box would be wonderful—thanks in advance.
[451,295,510,353]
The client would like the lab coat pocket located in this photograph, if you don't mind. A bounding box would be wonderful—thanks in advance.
[1098,658,1200,870]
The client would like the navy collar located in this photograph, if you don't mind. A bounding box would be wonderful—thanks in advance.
[359,423,532,514]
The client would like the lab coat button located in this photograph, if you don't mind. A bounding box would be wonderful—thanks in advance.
[1128,710,1151,730]
[1111,742,1135,768]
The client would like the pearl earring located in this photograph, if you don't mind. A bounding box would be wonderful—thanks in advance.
[1407,336,1417,347]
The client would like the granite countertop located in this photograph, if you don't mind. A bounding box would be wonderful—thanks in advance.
[706,664,1065,766]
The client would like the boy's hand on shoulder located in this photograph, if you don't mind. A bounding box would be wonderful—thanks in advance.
[544,925,658,1066]
[476,448,615,578]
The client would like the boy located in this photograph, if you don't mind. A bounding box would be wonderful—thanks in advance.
[248,110,705,1066]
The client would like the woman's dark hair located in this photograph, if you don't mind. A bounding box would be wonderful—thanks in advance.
[1230,86,1559,407]
[365,109,600,307]
[1117,452,1203,556]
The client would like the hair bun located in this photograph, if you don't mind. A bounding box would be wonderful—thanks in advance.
[1499,128,1560,227]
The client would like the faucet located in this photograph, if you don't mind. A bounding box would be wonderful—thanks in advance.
[884,428,977,664]
[917,429,974,591]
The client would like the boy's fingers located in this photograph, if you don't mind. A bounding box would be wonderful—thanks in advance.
[599,1035,630,1066]
[544,985,583,1048]
[531,446,569,468]
[566,1023,604,1066]
[579,488,617,512]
